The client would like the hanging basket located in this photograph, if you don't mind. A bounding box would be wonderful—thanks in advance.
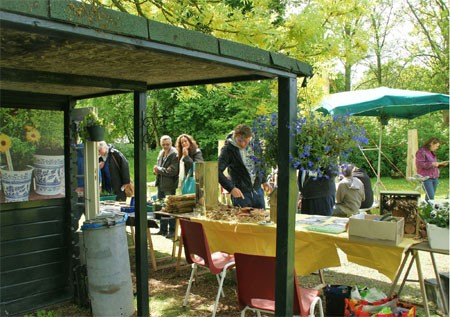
[87,126,105,141]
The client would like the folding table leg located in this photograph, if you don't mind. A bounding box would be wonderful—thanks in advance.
[413,250,431,317]
[172,218,180,257]
[176,234,184,272]
[430,252,448,315]
[389,250,412,296]
[147,229,157,271]
[129,226,136,245]
[318,269,325,284]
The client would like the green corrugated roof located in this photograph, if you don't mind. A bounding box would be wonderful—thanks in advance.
[0,0,312,98]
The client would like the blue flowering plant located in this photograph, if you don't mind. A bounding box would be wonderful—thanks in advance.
[251,110,368,179]
[251,112,279,176]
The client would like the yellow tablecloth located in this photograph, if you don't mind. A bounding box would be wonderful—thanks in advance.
[193,215,418,281]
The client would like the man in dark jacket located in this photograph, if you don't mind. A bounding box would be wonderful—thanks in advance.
[153,135,179,238]
[98,141,131,201]
[218,124,272,208]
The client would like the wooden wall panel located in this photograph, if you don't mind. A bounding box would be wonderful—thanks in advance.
[0,203,71,315]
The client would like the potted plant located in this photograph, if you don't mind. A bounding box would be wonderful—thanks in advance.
[419,201,449,250]
[27,111,66,196]
[0,133,36,202]
[79,111,105,142]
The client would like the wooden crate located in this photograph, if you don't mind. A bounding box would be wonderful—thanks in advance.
[380,190,420,235]
[195,161,218,210]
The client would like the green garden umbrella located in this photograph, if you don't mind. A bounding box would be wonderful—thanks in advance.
[316,87,449,196]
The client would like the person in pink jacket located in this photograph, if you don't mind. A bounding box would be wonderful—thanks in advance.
[415,137,448,201]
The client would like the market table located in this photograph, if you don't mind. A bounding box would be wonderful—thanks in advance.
[193,214,419,281]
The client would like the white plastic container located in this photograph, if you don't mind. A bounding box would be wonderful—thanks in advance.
[82,214,135,316]
[427,223,449,250]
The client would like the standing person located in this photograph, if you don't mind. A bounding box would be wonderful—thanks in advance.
[218,124,272,209]
[176,133,204,187]
[352,166,374,209]
[333,165,365,217]
[153,135,179,238]
[416,137,449,201]
[298,167,337,216]
[98,141,131,201]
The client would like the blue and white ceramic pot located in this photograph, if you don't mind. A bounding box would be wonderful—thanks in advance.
[1,165,34,202]
[33,154,64,196]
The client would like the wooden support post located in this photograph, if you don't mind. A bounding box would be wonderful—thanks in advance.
[275,76,297,317]
[195,161,218,210]
[406,129,418,178]
[84,141,99,220]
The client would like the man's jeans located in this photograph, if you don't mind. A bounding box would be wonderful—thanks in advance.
[231,187,266,209]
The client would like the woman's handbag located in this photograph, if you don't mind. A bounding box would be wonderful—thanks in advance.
[181,168,196,195]
[124,181,134,197]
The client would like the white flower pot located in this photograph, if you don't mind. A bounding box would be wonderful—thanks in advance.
[426,223,449,250]
[33,154,64,195]
[0,165,33,202]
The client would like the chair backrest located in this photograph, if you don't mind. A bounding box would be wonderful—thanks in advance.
[179,219,221,274]
[235,253,307,316]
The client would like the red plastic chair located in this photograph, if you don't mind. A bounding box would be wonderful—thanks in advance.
[180,219,235,317]
[235,253,324,317]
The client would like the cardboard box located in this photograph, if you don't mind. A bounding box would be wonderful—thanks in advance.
[348,214,404,245]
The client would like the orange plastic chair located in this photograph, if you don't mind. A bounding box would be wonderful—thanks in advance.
[234,253,324,317]
[179,219,235,317]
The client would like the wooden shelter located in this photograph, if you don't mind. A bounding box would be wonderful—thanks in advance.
[0,0,312,315]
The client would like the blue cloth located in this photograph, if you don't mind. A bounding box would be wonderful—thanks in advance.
[231,187,266,209]
[103,159,112,193]
[76,143,101,188]
[423,178,438,201]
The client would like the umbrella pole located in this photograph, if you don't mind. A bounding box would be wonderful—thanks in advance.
[375,124,383,202]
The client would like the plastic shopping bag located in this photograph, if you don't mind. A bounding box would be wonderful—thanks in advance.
[345,288,416,317]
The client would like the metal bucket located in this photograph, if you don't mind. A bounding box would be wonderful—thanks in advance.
[82,213,135,317]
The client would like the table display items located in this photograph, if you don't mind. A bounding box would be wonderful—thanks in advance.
[205,204,269,223]
[164,194,196,214]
